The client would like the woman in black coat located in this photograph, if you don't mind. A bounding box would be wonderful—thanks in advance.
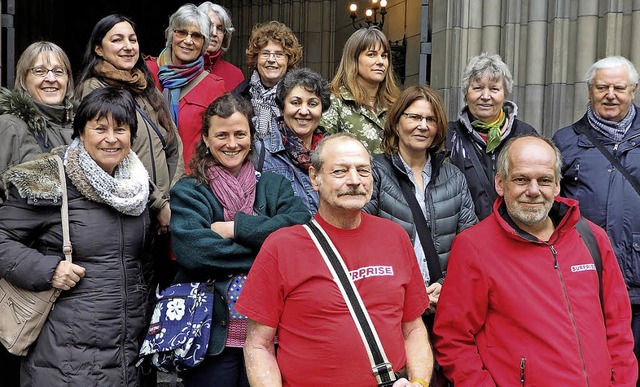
[0,87,151,385]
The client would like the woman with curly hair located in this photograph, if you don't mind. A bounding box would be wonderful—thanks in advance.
[321,27,400,154]
[232,21,302,139]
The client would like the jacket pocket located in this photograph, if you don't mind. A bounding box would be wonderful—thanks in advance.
[628,233,640,287]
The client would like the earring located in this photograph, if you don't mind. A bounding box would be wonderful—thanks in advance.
[206,148,210,155]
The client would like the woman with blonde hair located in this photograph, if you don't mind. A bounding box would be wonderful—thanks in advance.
[321,27,400,153]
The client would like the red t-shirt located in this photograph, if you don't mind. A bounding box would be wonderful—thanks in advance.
[235,213,429,387]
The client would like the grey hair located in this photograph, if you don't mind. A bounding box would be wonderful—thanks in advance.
[585,56,639,87]
[462,52,513,99]
[197,2,234,52]
[276,68,331,113]
[165,3,211,56]
[310,132,371,172]
[496,135,562,182]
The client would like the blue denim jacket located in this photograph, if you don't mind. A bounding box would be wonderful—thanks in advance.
[252,125,319,214]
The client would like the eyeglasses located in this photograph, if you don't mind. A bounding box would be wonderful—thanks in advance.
[402,112,437,125]
[29,67,67,78]
[259,50,287,60]
[174,29,205,43]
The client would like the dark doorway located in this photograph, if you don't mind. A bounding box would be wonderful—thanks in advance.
[7,0,193,87]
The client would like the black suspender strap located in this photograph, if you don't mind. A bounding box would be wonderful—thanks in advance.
[303,219,397,386]
[392,165,443,282]
[457,131,497,203]
[574,216,604,318]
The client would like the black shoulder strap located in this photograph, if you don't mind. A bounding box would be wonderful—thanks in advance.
[135,104,167,149]
[391,164,443,282]
[576,120,640,198]
[574,216,604,318]
[303,220,396,386]
[255,139,266,173]
[456,131,497,203]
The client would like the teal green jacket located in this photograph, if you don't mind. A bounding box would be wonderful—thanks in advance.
[170,171,311,355]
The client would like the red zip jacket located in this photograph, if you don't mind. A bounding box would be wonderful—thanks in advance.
[433,196,637,386]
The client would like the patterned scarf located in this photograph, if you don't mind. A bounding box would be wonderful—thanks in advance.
[249,69,280,139]
[93,60,147,95]
[470,109,506,153]
[64,138,149,216]
[587,103,636,142]
[206,160,257,221]
[157,47,205,126]
[278,118,326,172]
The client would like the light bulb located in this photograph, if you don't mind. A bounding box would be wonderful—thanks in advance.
[365,9,373,17]
[350,3,357,12]
[380,0,387,6]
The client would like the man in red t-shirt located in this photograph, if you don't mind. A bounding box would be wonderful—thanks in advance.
[235,133,432,387]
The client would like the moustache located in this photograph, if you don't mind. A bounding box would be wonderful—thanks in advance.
[337,188,368,197]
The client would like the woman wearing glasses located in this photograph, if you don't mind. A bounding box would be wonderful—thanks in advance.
[147,3,226,167]
[321,27,400,154]
[197,2,244,92]
[232,21,302,139]
[0,40,75,387]
[364,86,477,338]
[0,41,75,203]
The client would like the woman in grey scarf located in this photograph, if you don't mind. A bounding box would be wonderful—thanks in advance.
[0,87,151,386]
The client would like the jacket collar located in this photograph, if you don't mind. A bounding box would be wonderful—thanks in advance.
[0,87,74,137]
[457,100,519,146]
[3,148,66,201]
[389,148,445,183]
[494,195,581,243]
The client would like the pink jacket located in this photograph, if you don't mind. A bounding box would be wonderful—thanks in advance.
[146,59,226,167]
[433,196,637,386]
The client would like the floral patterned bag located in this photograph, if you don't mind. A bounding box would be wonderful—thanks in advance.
[139,281,214,372]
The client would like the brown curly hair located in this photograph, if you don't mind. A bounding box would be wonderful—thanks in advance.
[245,21,302,70]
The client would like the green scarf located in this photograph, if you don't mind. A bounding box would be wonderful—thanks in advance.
[471,109,506,153]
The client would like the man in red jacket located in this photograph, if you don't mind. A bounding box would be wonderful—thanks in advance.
[433,135,637,386]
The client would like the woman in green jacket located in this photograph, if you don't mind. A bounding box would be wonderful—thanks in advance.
[169,93,310,386]
[321,27,400,154]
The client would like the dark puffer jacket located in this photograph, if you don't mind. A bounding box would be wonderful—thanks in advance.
[364,151,478,277]
[0,154,151,386]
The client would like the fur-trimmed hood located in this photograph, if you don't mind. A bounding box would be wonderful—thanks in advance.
[0,87,74,137]
[3,152,63,201]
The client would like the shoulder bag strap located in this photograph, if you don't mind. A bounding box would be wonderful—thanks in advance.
[574,216,603,318]
[457,131,496,201]
[135,103,167,149]
[391,165,443,282]
[302,219,396,386]
[576,120,640,198]
[53,155,72,264]
[256,139,266,173]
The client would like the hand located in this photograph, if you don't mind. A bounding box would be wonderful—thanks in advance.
[392,378,425,387]
[426,282,442,307]
[211,221,235,239]
[156,203,171,235]
[51,260,85,291]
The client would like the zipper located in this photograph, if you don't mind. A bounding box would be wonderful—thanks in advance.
[119,214,129,383]
[549,243,590,385]
[520,357,526,386]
